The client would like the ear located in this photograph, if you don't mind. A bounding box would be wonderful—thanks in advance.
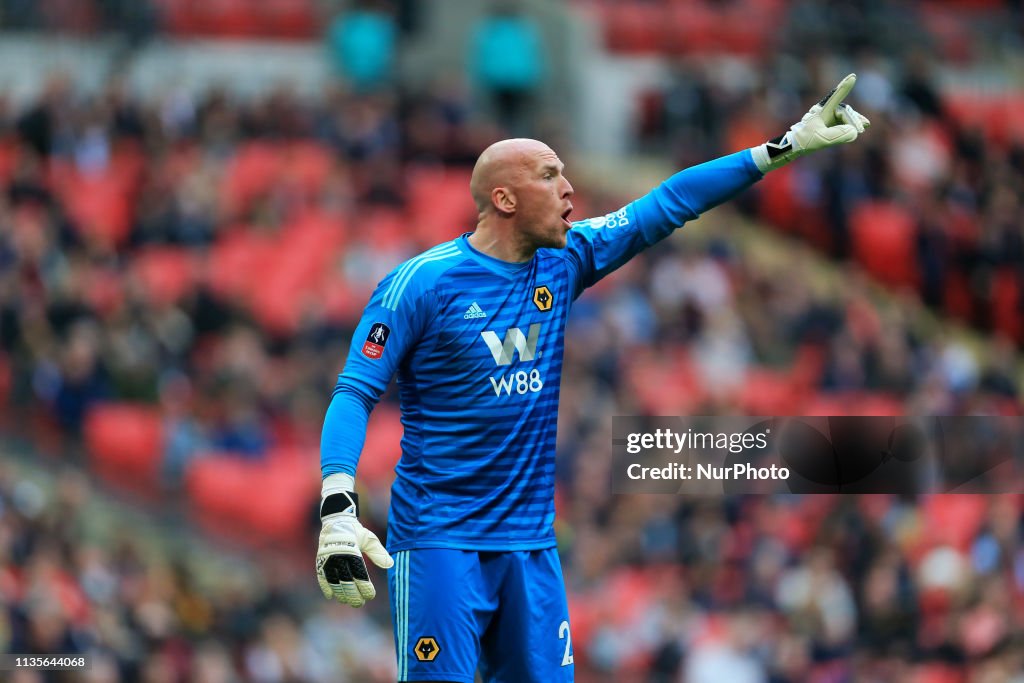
[492,186,516,214]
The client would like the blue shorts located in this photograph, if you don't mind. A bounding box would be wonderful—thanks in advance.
[387,547,575,683]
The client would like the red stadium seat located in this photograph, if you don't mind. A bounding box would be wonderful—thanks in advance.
[0,138,20,187]
[250,281,304,334]
[192,0,262,37]
[665,3,718,55]
[361,208,412,250]
[761,498,820,551]
[133,247,200,307]
[57,170,135,247]
[186,453,319,545]
[279,211,348,273]
[247,212,348,334]
[254,252,334,333]
[253,460,320,535]
[597,2,668,54]
[850,201,919,290]
[83,403,164,494]
[738,369,801,415]
[943,91,993,135]
[590,0,781,57]
[206,229,279,301]
[922,495,986,552]
[718,0,779,57]
[758,155,832,251]
[406,167,476,244]
[160,0,316,39]
[280,143,337,201]
[185,456,255,540]
[944,91,1024,146]
[624,350,703,414]
[259,0,317,39]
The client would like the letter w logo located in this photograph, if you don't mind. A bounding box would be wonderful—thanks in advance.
[480,324,541,366]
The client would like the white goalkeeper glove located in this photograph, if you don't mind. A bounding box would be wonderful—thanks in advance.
[751,73,871,173]
[316,473,394,607]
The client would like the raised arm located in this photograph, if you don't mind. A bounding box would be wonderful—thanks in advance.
[565,74,869,297]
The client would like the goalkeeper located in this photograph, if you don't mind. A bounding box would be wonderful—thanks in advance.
[317,75,870,683]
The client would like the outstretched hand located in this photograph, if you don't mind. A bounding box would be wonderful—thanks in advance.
[752,73,871,173]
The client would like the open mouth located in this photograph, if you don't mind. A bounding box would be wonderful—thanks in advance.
[561,206,573,226]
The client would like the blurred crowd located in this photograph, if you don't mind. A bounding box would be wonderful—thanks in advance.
[557,491,1024,682]
[0,70,491,453]
[639,4,1024,345]
[0,0,1023,681]
[5,459,1024,682]
[0,73,1020,679]
[0,70,1017,481]
[0,465,398,683]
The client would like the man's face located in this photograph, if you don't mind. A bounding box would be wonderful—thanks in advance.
[511,146,575,250]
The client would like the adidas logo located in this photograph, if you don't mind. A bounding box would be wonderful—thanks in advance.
[463,302,487,319]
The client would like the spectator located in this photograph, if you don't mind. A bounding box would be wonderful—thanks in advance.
[325,0,398,94]
[469,0,546,135]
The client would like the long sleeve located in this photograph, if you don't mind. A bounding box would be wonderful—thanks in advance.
[320,378,378,478]
[319,250,440,479]
[565,149,762,297]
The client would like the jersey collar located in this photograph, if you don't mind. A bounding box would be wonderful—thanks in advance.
[459,233,534,279]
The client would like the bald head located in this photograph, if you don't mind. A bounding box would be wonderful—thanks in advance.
[466,137,574,260]
[470,138,554,214]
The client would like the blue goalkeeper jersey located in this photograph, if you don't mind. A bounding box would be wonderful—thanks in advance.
[321,150,762,552]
